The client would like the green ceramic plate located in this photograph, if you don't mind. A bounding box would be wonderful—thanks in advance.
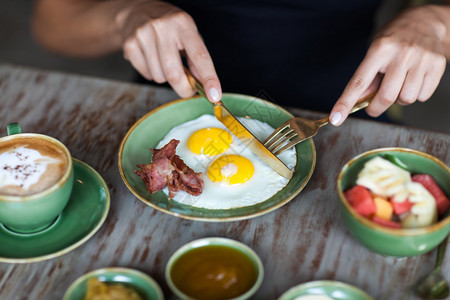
[0,158,110,263]
[278,280,374,300]
[63,267,164,300]
[119,94,316,221]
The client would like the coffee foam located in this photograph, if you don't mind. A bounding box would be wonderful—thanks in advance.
[0,138,68,196]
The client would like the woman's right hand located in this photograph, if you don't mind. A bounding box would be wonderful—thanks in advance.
[116,1,222,102]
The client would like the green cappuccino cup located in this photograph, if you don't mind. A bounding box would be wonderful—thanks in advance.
[0,123,73,234]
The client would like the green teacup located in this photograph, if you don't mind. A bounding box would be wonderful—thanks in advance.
[0,123,73,234]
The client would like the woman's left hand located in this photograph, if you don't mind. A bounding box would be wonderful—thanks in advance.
[329,5,448,126]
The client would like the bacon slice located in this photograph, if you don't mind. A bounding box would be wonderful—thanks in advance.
[134,139,204,198]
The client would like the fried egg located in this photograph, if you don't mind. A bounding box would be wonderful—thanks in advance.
[156,114,297,209]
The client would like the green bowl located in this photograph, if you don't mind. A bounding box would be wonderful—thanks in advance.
[165,237,264,300]
[118,94,316,221]
[63,267,164,300]
[337,147,450,257]
[278,280,374,300]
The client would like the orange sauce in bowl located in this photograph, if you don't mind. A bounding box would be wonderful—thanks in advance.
[170,245,258,300]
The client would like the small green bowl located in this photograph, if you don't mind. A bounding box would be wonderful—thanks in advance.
[63,267,164,300]
[278,280,374,300]
[337,147,450,257]
[165,237,264,300]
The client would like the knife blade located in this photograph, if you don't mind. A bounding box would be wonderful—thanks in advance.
[213,102,293,179]
[184,67,293,179]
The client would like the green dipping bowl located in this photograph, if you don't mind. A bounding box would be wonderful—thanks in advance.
[337,147,450,257]
[165,237,264,300]
[278,280,374,300]
[63,267,164,300]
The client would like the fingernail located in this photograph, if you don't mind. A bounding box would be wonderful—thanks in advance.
[209,87,220,102]
[330,112,342,125]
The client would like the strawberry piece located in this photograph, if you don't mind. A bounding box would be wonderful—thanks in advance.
[372,216,402,229]
[390,196,414,215]
[412,174,450,216]
[344,185,376,217]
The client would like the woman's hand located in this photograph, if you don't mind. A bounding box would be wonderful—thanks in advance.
[329,5,448,126]
[32,0,222,102]
[117,1,221,102]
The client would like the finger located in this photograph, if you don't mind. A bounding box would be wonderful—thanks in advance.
[187,58,200,80]
[330,54,387,126]
[397,68,424,105]
[135,23,165,83]
[363,73,383,97]
[123,38,153,80]
[418,57,445,101]
[156,33,195,98]
[181,30,221,102]
[366,63,407,117]
[418,73,439,102]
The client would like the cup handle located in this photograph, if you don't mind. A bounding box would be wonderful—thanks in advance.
[7,123,22,135]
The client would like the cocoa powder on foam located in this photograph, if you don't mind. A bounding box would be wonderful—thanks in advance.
[0,137,69,197]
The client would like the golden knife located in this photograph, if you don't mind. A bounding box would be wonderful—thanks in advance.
[184,67,293,179]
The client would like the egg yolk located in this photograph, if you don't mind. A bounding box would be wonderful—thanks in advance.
[207,155,254,185]
[187,128,232,156]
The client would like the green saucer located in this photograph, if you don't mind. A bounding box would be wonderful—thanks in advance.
[0,158,110,263]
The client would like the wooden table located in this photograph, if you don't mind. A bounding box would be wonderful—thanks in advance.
[0,64,449,300]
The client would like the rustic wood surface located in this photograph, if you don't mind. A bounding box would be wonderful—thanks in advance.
[0,64,449,300]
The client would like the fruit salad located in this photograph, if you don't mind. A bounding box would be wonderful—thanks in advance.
[344,156,450,229]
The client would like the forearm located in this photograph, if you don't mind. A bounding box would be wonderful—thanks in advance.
[32,0,143,57]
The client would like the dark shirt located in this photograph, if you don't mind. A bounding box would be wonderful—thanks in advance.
[139,0,385,117]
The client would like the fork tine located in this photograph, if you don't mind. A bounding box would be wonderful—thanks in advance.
[267,131,298,153]
[273,136,307,156]
[263,121,291,146]
[265,127,295,149]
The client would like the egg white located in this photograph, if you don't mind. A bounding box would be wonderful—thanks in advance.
[156,114,297,209]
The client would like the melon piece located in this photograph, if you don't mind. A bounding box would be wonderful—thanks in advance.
[372,216,402,229]
[344,185,376,217]
[412,174,450,216]
[390,196,414,215]
[373,196,393,220]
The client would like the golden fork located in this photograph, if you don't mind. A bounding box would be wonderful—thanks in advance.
[264,92,376,155]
